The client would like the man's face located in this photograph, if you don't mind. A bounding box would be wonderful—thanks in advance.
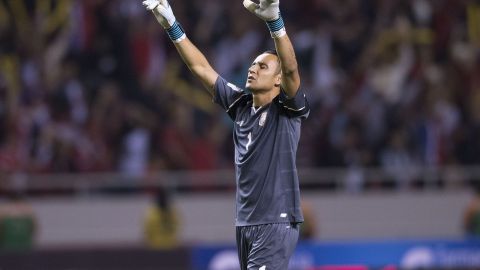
[245,53,281,93]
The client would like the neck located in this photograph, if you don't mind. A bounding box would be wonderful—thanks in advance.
[252,88,280,107]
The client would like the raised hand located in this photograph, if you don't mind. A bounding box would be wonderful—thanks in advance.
[142,0,159,10]
[142,0,176,29]
[243,0,285,38]
[243,0,280,21]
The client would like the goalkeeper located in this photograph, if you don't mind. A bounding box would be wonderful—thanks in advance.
[143,0,310,268]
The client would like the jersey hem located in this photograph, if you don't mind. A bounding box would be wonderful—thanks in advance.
[235,219,304,227]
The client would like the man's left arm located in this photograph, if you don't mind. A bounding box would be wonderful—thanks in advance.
[243,0,300,97]
[274,34,300,98]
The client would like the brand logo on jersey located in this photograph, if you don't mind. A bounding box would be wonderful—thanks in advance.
[227,82,242,92]
[236,120,244,127]
[259,266,266,270]
[259,112,267,126]
[246,132,252,151]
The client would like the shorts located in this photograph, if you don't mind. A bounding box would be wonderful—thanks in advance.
[236,222,300,270]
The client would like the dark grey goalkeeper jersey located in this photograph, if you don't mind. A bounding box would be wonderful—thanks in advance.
[213,76,310,226]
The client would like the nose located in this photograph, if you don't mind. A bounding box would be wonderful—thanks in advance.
[248,64,257,74]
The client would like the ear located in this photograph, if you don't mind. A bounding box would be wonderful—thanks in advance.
[274,73,282,88]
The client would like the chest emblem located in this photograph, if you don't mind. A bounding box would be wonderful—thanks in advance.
[259,112,268,126]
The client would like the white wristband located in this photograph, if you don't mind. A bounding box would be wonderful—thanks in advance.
[271,28,286,38]
[266,14,286,38]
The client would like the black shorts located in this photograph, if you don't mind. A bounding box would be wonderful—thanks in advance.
[236,222,300,270]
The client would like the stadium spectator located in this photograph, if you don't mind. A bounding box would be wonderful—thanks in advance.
[143,187,180,249]
[299,200,318,241]
[463,181,480,236]
[0,193,37,250]
[0,0,478,191]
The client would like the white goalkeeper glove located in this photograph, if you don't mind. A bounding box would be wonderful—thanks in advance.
[243,0,280,21]
[243,0,285,38]
[143,0,175,28]
[143,0,186,42]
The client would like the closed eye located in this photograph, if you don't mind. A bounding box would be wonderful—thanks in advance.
[250,62,268,69]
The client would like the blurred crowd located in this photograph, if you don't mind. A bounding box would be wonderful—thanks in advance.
[0,0,480,184]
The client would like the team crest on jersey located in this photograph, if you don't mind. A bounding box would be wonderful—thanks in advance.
[259,112,267,126]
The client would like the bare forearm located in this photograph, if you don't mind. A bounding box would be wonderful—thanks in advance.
[142,0,218,95]
[173,38,218,95]
[274,34,300,97]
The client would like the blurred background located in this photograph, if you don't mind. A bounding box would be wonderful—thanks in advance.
[1,0,480,269]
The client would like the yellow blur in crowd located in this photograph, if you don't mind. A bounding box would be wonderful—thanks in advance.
[143,190,180,249]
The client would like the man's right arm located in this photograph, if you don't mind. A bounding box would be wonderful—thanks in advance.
[173,38,218,97]
[143,0,218,97]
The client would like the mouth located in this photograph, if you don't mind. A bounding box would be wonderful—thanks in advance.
[247,75,255,82]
